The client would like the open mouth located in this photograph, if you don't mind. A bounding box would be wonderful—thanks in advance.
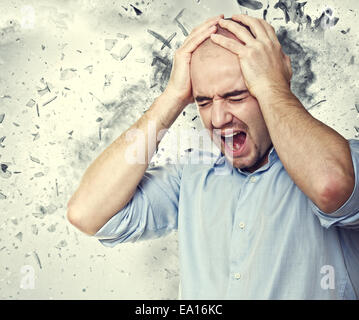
[220,130,247,157]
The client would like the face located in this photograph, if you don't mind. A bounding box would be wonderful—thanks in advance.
[190,41,273,172]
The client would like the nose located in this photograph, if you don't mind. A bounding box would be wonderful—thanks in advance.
[211,98,233,129]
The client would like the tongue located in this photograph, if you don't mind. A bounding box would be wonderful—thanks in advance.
[233,132,246,150]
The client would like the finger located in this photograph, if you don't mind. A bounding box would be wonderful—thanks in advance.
[210,33,245,57]
[218,19,256,45]
[257,19,281,45]
[182,25,217,53]
[203,14,225,24]
[183,15,223,46]
[189,14,224,37]
[231,14,268,40]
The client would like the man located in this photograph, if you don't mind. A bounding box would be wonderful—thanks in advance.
[67,14,359,299]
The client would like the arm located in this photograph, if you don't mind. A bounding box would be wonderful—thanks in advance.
[66,15,223,236]
[210,14,354,214]
[256,86,354,214]
[67,92,184,236]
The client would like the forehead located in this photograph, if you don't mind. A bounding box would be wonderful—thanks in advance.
[191,45,246,96]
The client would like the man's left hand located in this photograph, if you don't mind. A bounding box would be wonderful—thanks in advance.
[210,14,293,99]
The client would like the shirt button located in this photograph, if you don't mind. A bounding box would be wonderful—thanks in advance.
[239,222,245,229]
[234,273,241,280]
[250,176,257,183]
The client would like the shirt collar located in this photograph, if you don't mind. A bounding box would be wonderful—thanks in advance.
[213,145,279,175]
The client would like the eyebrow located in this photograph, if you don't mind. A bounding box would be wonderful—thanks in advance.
[195,90,248,102]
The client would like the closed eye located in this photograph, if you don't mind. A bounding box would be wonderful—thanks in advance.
[198,102,211,107]
[229,98,245,102]
[198,97,246,107]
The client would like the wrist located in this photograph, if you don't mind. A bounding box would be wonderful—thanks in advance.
[254,82,293,106]
[162,87,190,110]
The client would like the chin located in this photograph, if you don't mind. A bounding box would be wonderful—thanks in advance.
[222,148,253,170]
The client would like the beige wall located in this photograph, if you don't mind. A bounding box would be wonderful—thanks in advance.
[0,0,358,299]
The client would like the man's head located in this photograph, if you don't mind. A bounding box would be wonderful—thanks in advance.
[190,20,273,172]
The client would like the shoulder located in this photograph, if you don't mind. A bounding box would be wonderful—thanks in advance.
[348,138,359,150]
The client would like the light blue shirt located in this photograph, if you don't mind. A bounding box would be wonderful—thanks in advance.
[94,139,359,299]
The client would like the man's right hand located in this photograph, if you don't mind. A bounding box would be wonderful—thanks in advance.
[163,14,224,108]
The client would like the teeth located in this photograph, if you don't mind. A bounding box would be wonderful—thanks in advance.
[222,132,240,138]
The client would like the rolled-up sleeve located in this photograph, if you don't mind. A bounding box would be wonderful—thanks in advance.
[94,163,182,247]
[309,139,359,229]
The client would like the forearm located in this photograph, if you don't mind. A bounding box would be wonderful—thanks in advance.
[67,91,185,235]
[257,87,354,212]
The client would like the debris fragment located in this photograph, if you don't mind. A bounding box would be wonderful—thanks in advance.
[37,83,50,96]
[0,192,6,200]
[33,251,42,269]
[60,68,77,80]
[55,240,68,249]
[119,43,132,60]
[263,3,270,20]
[30,156,40,164]
[130,4,142,16]
[31,224,38,235]
[42,96,57,106]
[0,163,11,178]
[147,30,175,49]
[45,204,57,214]
[15,232,23,241]
[0,113,4,123]
[31,132,40,141]
[47,224,57,232]
[237,0,263,10]
[354,126,359,137]
[161,32,176,50]
[104,74,113,87]
[55,179,59,196]
[34,172,44,177]
[116,33,128,39]
[174,9,188,36]
[307,99,327,110]
[105,39,118,51]
[340,28,350,34]
[1,163,8,172]
[84,65,93,74]
[26,99,36,108]
[89,92,106,106]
